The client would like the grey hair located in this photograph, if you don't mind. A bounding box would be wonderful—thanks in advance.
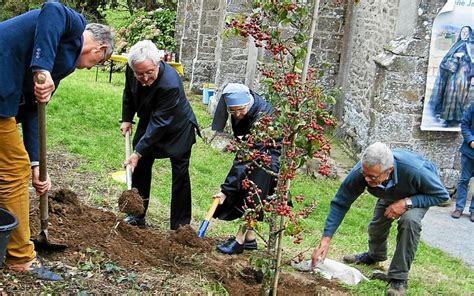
[361,142,394,171]
[85,23,115,58]
[128,40,161,70]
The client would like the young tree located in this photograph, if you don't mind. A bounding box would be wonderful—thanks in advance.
[225,1,338,294]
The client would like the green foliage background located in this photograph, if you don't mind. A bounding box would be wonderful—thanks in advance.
[0,0,42,21]
[114,9,177,54]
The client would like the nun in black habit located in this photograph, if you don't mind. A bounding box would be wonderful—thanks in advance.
[211,83,280,255]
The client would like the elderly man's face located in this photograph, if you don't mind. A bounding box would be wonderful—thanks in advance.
[133,60,159,86]
[361,163,392,187]
[77,32,108,69]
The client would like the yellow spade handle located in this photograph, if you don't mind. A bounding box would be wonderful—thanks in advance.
[205,198,221,221]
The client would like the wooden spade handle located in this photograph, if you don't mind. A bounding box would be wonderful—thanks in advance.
[35,73,48,225]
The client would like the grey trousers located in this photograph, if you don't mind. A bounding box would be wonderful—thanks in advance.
[367,199,428,280]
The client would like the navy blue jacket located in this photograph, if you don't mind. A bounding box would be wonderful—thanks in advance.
[0,2,86,163]
[460,102,474,159]
[122,61,200,158]
[323,149,450,237]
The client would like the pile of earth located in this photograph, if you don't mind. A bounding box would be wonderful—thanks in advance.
[18,188,347,294]
[0,151,348,294]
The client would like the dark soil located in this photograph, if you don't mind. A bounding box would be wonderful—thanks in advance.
[118,188,145,216]
[1,150,348,295]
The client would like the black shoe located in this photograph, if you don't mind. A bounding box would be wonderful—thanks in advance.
[216,237,244,255]
[244,238,258,250]
[386,279,407,296]
[219,236,257,250]
[343,252,377,265]
[124,215,146,229]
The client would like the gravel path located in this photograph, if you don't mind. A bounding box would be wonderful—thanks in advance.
[421,201,474,270]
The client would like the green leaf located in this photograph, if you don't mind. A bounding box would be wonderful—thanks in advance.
[221,29,230,40]
[293,32,307,44]
[225,15,234,23]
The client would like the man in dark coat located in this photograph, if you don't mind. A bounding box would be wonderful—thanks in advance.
[0,2,114,281]
[211,83,279,255]
[121,40,200,230]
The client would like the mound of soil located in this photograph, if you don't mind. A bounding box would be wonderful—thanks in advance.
[118,188,145,216]
[25,188,347,295]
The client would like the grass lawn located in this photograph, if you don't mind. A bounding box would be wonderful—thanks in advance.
[46,68,473,295]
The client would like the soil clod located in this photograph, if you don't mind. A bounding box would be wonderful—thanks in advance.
[118,188,144,216]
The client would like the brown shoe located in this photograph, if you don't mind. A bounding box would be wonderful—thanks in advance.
[451,210,462,219]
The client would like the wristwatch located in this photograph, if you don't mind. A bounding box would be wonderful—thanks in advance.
[133,150,142,158]
[404,198,413,210]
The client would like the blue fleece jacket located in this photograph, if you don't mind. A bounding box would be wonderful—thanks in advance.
[323,149,450,237]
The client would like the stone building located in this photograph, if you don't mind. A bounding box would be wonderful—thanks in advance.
[175,0,463,188]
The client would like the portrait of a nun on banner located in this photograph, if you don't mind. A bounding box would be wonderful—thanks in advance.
[421,0,474,131]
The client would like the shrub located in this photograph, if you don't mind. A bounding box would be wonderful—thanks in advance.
[115,8,176,54]
[226,1,338,295]
[0,0,42,21]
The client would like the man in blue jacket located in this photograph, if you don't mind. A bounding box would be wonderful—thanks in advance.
[121,40,200,230]
[0,2,114,281]
[311,142,449,296]
[452,102,474,221]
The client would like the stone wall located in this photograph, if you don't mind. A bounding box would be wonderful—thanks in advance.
[175,0,254,93]
[335,0,400,152]
[175,0,347,93]
[336,0,462,187]
[312,0,347,89]
[175,0,202,81]
[175,0,462,187]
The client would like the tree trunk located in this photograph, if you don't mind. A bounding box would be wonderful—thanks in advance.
[126,0,134,15]
[260,209,278,296]
[302,0,320,83]
[260,144,292,296]
[271,215,285,295]
[145,0,154,11]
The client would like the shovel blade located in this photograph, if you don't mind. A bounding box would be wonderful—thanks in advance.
[33,230,67,251]
[111,170,127,184]
[197,220,210,238]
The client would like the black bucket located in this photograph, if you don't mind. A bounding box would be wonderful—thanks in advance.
[0,208,18,267]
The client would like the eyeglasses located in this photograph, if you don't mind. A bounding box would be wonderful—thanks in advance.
[361,169,387,181]
[134,68,157,79]
[227,105,248,115]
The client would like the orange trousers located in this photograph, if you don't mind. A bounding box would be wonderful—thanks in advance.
[0,117,36,264]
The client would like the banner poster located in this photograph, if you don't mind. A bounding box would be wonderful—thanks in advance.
[420,0,474,131]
